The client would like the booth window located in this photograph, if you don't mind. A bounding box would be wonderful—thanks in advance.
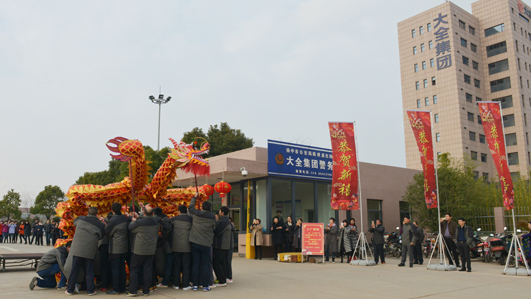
[367,199,382,228]
[317,183,334,224]
[271,179,292,225]
[295,181,315,223]
[255,179,267,228]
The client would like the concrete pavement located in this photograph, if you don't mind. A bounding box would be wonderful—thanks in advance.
[0,242,528,299]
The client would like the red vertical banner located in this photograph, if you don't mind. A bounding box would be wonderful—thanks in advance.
[406,111,438,209]
[478,102,514,210]
[328,122,359,210]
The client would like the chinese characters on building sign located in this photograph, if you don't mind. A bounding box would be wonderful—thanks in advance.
[434,13,452,70]
[519,1,531,19]
[267,140,333,180]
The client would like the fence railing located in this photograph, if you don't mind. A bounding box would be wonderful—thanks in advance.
[463,207,496,234]
[504,206,531,232]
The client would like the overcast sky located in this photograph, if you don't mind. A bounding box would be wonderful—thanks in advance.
[0,0,476,203]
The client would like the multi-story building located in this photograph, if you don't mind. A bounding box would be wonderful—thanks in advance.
[398,0,531,179]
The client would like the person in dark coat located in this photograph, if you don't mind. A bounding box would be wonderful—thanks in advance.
[455,218,474,272]
[292,218,303,250]
[170,205,193,290]
[213,206,231,287]
[35,222,44,246]
[66,207,105,296]
[337,220,352,263]
[369,219,385,264]
[284,216,295,252]
[324,218,338,263]
[398,216,418,268]
[44,220,53,246]
[104,203,129,295]
[413,221,425,265]
[24,221,32,244]
[440,213,460,268]
[271,216,284,260]
[154,207,172,288]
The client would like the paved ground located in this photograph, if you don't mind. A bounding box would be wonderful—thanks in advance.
[0,242,529,299]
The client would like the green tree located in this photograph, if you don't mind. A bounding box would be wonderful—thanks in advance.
[403,154,490,232]
[0,189,22,220]
[182,122,254,157]
[30,185,65,219]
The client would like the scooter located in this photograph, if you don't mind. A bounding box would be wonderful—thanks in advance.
[423,234,437,258]
[470,228,484,260]
[384,227,401,258]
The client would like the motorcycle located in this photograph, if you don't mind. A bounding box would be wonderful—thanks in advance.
[384,227,401,258]
[470,228,484,260]
[423,234,437,258]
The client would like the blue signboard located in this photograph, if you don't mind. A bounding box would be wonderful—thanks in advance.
[268,140,333,181]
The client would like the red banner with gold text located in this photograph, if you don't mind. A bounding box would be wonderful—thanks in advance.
[478,102,514,210]
[329,122,359,210]
[407,111,437,209]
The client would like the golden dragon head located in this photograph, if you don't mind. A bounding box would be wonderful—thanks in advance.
[168,138,210,176]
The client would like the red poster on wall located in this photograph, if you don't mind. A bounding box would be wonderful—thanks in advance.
[328,122,359,210]
[301,223,324,256]
[406,110,438,209]
[478,102,514,210]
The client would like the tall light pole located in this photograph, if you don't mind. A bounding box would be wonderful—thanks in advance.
[149,93,171,150]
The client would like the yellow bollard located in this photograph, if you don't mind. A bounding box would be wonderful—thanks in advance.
[246,232,255,259]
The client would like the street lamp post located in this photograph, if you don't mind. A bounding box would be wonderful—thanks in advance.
[149,93,171,150]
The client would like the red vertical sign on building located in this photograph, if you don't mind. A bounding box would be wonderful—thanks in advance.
[478,102,514,210]
[328,122,359,210]
[407,111,438,209]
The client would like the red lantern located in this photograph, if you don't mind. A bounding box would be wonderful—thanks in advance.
[202,184,215,196]
[214,181,232,198]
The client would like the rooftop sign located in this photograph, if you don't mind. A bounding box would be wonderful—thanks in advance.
[267,140,333,181]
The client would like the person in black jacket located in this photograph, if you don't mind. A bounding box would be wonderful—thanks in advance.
[104,203,129,295]
[23,221,31,244]
[369,219,385,264]
[413,221,425,265]
[456,218,474,272]
[44,220,53,246]
[213,206,231,287]
[284,216,295,252]
[35,222,44,246]
[271,217,284,260]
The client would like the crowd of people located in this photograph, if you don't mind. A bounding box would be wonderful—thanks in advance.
[28,194,235,296]
[0,219,65,246]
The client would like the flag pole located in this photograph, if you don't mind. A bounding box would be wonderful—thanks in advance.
[350,122,375,266]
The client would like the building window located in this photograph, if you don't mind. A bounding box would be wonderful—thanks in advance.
[473,61,479,70]
[433,95,438,104]
[519,58,521,70]
[461,38,468,47]
[476,96,482,102]
[493,95,513,108]
[413,46,417,55]
[412,29,416,37]
[399,202,411,222]
[427,23,432,32]
[486,41,507,57]
[485,24,505,37]
[469,26,475,35]
[477,115,482,124]
[490,77,511,92]
[429,40,433,49]
[471,43,477,52]
[459,20,466,30]
[527,132,529,145]
[462,56,469,65]
[479,134,486,143]
[471,151,478,160]
[367,199,382,229]
[425,97,429,106]
[503,114,515,127]
[464,74,471,84]
[424,79,428,88]
[526,113,528,126]
[523,95,526,107]
[432,76,436,85]
[508,152,519,165]
[468,112,474,122]
[488,59,509,75]
[506,133,517,146]
[435,114,439,123]
[421,43,425,52]
[417,99,421,108]
[474,79,480,88]
[420,26,424,35]
[436,133,440,142]
[414,64,418,72]
[523,14,530,23]
[469,131,476,141]
[514,22,517,31]
[416,81,420,90]
[473,171,479,180]
[483,173,489,181]
[430,58,434,68]
[466,93,473,103]
[422,61,426,70]
[516,40,519,52]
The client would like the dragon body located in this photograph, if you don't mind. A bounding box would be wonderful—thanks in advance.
[57,136,210,238]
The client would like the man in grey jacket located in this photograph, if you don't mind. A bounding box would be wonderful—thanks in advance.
[188,195,216,292]
[104,202,129,295]
[29,241,71,290]
[369,219,385,264]
[127,205,165,297]
[170,205,193,290]
[413,221,425,265]
[66,207,106,296]
[213,206,232,287]
[398,216,418,268]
